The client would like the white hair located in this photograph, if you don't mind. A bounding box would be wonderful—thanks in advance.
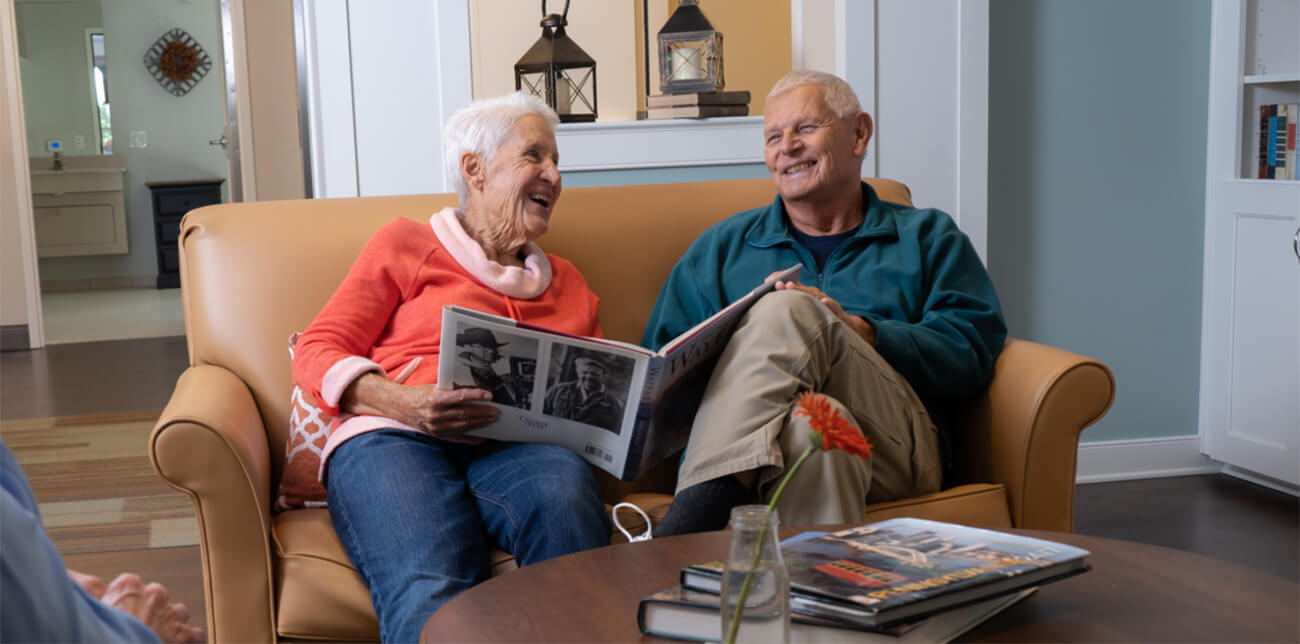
[766,70,862,117]
[443,92,560,208]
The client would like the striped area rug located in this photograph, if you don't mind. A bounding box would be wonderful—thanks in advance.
[0,410,198,555]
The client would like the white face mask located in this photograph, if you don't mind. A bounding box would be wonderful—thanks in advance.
[611,502,653,542]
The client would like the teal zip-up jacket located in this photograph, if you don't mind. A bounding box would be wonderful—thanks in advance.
[642,183,1007,467]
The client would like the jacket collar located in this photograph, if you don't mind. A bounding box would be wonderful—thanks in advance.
[746,181,899,248]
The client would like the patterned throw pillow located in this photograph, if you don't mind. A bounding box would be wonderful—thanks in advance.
[275,334,333,512]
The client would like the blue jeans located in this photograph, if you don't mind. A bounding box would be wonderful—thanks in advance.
[326,429,611,643]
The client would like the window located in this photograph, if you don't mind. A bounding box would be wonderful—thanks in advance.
[86,30,111,154]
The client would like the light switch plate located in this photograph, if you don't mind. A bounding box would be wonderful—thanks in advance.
[129,131,148,148]
[74,135,86,148]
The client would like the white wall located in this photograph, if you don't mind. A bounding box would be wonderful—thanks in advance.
[802,0,988,261]
[15,1,101,158]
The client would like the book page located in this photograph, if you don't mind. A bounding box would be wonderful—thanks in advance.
[437,306,652,478]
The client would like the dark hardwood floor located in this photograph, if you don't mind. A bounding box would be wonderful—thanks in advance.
[1075,474,1298,583]
[2,335,1297,635]
[1,335,189,418]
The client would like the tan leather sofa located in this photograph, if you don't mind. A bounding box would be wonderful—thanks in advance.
[150,177,1114,642]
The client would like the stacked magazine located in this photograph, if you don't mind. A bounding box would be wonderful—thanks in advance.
[639,518,1091,642]
[437,265,800,480]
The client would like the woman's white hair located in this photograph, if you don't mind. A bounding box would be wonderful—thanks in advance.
[766,70,862,117]
[443,92,560,208]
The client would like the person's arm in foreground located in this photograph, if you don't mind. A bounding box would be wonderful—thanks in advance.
[1,442,204,643]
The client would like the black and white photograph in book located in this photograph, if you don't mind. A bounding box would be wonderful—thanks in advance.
[451,326,538,410]
[543,346,632,434]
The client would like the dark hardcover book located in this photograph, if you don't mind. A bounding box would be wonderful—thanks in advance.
[1260,104,1270,179]
[778,518,1090,627]
[646,90,752,108]
[637,584,1034,643]
[646,104,750,120]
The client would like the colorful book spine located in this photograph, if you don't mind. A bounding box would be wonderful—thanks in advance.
[1287,104,1299,180]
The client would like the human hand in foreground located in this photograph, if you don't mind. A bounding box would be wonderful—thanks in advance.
[771,279,876,344]
[99,573,206,643]
[343,374,496,444]
[68,568,107,598]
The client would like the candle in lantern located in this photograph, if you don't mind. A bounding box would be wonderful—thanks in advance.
[553,74,572,115]
[670,48,703,81]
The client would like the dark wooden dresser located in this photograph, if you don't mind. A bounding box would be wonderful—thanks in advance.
[147,179,224,288]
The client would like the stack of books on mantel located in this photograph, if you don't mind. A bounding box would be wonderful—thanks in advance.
[637,517,1092,643]
[646,90,751,120]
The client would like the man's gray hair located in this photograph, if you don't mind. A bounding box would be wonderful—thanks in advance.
[443,92,560,208]
[766,70,861,117]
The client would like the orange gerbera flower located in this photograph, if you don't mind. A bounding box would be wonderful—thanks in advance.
[725,391,873,644]
[795,391,873,460]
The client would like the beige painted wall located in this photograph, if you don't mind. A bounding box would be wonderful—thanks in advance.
[471,0,638,122]
[471,1,790,121]
[2,0,33,329]
[241,0,303,201]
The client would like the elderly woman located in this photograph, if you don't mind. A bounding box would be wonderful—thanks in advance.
[291,93,610,643]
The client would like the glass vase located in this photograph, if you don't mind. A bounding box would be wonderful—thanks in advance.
[720,504,791,643]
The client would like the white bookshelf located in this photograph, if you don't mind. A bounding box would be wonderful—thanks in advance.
[1199,0,1300,488]
[1237,0,1298,180]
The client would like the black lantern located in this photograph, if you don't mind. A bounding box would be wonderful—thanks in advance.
[515,0,597,123]
[657,0,724,94]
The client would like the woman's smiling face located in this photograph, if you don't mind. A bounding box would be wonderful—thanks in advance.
[477,113,562,245]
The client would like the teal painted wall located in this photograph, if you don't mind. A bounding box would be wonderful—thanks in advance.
[987,0,1211,442]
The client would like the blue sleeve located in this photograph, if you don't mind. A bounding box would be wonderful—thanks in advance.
[866,220,1007,404]
[640,253,718,352]
[1,442,163,644]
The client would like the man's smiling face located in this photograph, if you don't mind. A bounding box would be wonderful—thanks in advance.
[762,84,868,206]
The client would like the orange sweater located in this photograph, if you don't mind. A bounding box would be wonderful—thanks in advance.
[292,214,602,418]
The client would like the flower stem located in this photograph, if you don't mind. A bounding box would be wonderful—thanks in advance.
[724,445,816,644]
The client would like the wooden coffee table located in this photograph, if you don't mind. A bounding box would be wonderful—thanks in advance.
[422,527,1299,642]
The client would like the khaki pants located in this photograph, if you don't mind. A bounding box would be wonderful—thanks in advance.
[677,290,941,525]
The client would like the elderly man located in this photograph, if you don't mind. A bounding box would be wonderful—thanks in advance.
[544,356,624,432]
[644,70,1006,536]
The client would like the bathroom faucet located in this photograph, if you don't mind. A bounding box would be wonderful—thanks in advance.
[52,150,63,171]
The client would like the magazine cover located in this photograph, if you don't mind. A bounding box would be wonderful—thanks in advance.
[780,518,1090,625]
[435,265,800,480]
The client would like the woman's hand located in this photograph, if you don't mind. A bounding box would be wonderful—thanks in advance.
[772,280,877,344]
[342,373,499,443]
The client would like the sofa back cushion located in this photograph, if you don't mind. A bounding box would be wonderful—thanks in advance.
[177,178,911,484]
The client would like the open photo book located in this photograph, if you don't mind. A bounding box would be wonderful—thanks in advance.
[436,265,801,480]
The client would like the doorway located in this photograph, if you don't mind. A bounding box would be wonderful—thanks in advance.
[14,0,238,345]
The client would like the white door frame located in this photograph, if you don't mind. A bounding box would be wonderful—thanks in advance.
[1,0,44,348]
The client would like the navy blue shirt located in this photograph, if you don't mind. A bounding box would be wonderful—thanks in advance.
[786,220,857,271]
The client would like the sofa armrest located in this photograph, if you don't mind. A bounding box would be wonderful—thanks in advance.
[956,339,1115,532]
[149,365,278,643]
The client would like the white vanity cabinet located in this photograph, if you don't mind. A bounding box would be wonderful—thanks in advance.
[29,158,129,257]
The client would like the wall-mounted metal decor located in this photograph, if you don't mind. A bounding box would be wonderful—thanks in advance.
[143,28,212,96]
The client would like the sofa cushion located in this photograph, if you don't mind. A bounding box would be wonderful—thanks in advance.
[862,483,1012,529]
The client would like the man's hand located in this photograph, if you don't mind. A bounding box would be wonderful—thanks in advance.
[772,280,877,344]
[100,573,206,643]
[68,569,107,599]
[342,373,497,444]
